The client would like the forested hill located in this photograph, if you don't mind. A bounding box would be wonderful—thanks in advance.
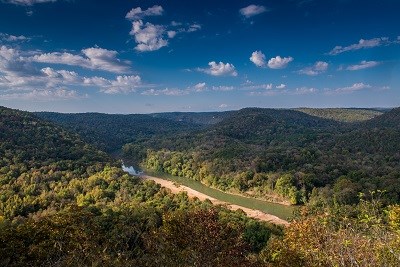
[364,107,400,128]
[150,111,233,125]
[295,108,384,122]
[33,106,400,206]
[35,111,200,153]
[3,105,400,265]
[207,108,339,142]
[0,106,109,168]
[1,107,282,266]
[138,107,400,206]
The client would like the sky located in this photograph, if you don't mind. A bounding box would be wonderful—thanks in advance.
[0,0,399,113]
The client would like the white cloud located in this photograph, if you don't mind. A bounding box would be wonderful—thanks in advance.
[0,45,143,96]
[346,60,380,71]
[295,87,318,95]
[141,88,189,96]
[0,45,40,76]
[250,50,266,67]
[212,85,234,91]
[268,56,293,69]
[328,37,389,55]
[194,82,206,91]
[130,20,168,52]
[298,61,328,76]
[276,83,286,89]
[0,88,85,101]
[171,21,182,27]
[243,83,273,90]
[81,47,131,73]
[239,4,268,18]
[167,31,177,38]
[330,83,371,94]
[84,75,142,94]
[3,0,57,6]
[125,6,200,52]
[125,5,163,20]
[199,61,238,76]
[29,47,131,74]
[0,33,30,42]
[187,24,201,32]
[248,90,278,96]
[219,104,228,108]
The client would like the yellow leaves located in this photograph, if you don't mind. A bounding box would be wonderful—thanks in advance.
[387,205,400,232]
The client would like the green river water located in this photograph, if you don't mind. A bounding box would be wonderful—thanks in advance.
[145,170,295,220]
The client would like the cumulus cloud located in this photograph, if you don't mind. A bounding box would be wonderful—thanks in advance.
[130,20,168,52]
[0,45,143,96]
[0,33,30,42]
[167,31,177,38]
[194,82,206,91]
[0,45,40,76]
[328,37,389,55]
[2,0,57,6]
[83,75,142,94]
[29,47,131,73]
[125,5,164,20]
[267,56,293,69]
[276,83,286,89]
[330,82,371,94]
[125,5,201,52]
[250,51,266,67]
[239,4,268,18]
[199,61,238,76]
[298,61,328,76]
[219,104,228,108]
[346,60,380,71]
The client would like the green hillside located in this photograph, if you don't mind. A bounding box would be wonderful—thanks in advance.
[35,112,200,153]
[296,108,384,122]
[34,107,400,206]
[0,106,278,266]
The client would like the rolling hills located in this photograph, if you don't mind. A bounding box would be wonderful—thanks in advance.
[35,107,400,205]
[0,106,280,266]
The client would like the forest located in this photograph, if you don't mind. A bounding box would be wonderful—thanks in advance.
[2,105,400,266]
[37,107,400,205]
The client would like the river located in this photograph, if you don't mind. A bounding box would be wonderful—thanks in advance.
[122,165,295,222]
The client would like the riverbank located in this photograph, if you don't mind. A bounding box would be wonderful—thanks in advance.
[141,174,290,226]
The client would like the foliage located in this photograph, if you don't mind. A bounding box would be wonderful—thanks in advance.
[263,193,400,266]
[1,106,277,266]
[296,108,384,122]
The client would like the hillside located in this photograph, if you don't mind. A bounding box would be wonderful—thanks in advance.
[139,107,400,205]
[0,106,278,266]
[365,107,400,128]
[30,107,400,206]
[296,108,384,122]
[0,107,109,169]
[2,106,400,266]
[151,111,233,125]
[35,112,200,153]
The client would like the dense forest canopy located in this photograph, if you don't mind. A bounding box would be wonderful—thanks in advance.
[0,106,281,266]
[37,107,400,205]
[3,105,400,266]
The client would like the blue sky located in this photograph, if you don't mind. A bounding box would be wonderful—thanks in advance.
[0,0,399,113]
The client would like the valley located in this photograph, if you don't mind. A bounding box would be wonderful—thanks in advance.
[2,105,400,266]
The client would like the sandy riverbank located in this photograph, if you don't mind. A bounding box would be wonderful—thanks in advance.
[141,175,289,226]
